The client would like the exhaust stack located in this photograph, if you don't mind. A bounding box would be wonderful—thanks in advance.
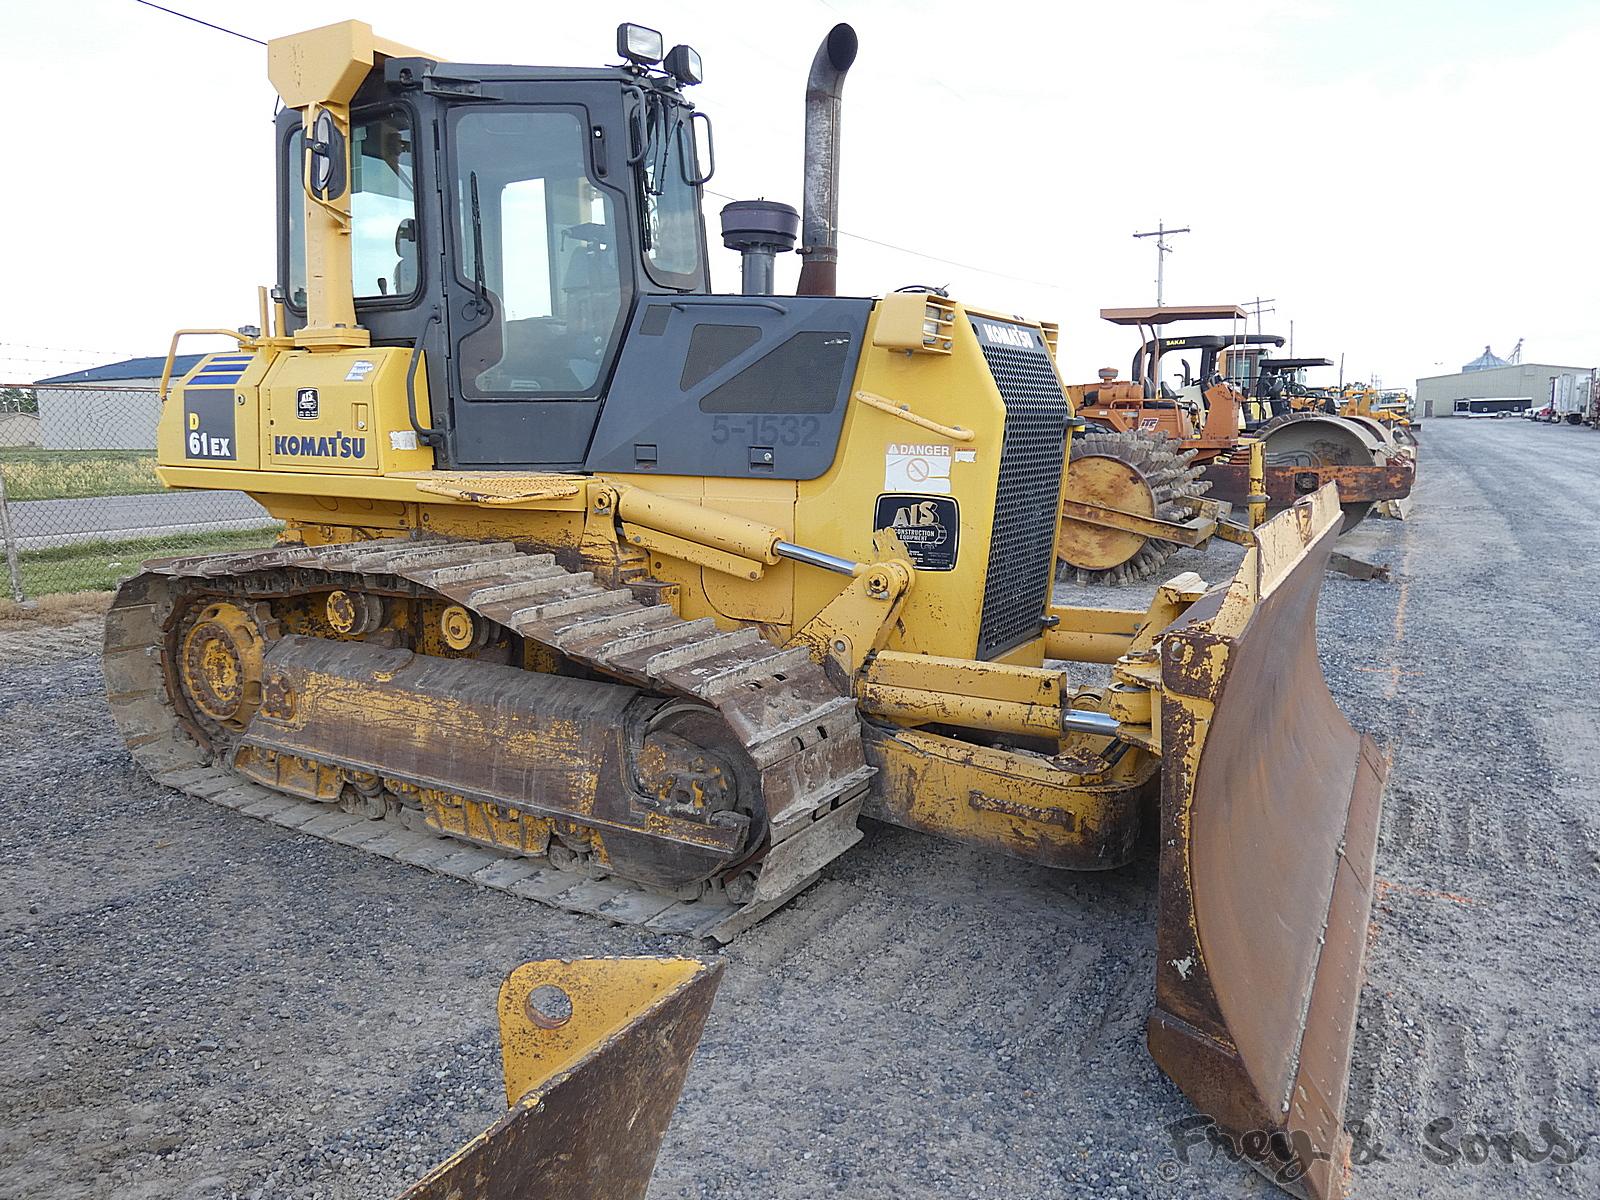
[796,24,858,297]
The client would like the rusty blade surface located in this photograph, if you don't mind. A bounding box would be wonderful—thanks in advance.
[1150,485,1385,1200]
[401,958,724,1200]
[1200,457,1415,506]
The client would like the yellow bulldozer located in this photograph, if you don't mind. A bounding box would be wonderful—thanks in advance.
[105,19,1386,1197]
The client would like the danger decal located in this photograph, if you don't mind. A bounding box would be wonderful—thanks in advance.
[885,441,953,494]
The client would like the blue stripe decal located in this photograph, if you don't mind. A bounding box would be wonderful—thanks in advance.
[191,374,244,384]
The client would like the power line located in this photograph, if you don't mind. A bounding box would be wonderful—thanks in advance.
[0,354,145,367]
[1241,296,1276,334]
[131,0,265,46]
[0,342,146,358]
[836,227,1066,291]
[135,10,1059,295]
[1132,220,1190,307]
[704,188,1066,292]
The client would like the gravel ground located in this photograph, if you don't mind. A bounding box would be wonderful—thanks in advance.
[2,418,1597,1199]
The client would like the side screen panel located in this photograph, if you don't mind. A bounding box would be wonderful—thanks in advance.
[584,296,872,480]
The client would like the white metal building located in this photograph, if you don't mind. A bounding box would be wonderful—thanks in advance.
[32,355,202,450]
[1415,361,1593,418]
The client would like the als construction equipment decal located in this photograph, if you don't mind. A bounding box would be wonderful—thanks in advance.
[183,388,236,460]
[874,494,959,571]
[296,388,320,419]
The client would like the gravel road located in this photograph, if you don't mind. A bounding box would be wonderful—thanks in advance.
[2,418,1596,1199]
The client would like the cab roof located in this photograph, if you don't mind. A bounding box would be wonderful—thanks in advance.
[1100,304,1248,326]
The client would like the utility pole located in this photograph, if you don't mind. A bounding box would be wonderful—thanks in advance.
[1289,319,1294,357]
[1242,296,1276,334]
[1133,220,1190,306]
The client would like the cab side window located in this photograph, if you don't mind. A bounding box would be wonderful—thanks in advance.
[351,113,417,300]
[283,111,418,307]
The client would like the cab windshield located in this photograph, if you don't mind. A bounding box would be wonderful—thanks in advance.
[454,109,627,397]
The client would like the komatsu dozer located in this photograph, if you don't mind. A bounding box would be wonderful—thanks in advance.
[104,20,1384,1195]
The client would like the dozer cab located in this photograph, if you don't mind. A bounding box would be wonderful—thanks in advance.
[104,20,1385,1196]
[1056,307,1414,584]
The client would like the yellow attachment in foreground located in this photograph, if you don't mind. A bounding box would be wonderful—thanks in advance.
[1148,484,1384,1200]
[401,958,724,1200]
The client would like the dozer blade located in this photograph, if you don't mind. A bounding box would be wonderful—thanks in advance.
[1148,483,1385,1200]
[400,957,723,1200]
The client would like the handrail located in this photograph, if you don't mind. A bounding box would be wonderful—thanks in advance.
[407,309,446,447]
[159,328,252,401]
[853,389,974,443]
[670,297,788,314]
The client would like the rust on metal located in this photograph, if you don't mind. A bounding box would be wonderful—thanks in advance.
[103,536,875,942]
[1327,551,1391,582]
[238,635,754,882]
[401,957,724,1200]
[1201,458,1415,506]
[1148,486,1386,1200]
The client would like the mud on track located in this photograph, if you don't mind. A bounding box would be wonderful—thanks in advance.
[2,418,1597,1198]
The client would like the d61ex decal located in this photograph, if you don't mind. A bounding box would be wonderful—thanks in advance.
[183,387,236,460]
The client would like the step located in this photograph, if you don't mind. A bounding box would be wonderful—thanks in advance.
[643,628,763,675]
[421,554,537,587]
[465,566,577,608]
[593,618,719,668]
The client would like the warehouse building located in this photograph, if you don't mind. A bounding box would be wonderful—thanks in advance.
[1415,348,1593,418]
[33,354,202,450]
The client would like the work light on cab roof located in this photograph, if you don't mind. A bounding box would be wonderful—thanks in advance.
[618,21,702,86]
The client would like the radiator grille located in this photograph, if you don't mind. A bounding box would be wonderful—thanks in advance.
[973,328,1070,660]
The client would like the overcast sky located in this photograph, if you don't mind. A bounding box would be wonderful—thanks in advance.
[4,0,1596,389]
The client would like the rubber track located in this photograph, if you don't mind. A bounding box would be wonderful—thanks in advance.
[103,537,875,942]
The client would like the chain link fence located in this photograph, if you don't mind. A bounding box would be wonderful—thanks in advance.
[0,383,282,601]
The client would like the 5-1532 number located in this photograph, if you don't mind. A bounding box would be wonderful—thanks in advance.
[710,415,821,447]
